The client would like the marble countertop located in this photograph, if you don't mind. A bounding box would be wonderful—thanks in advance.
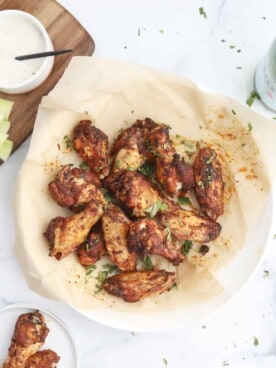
[1,0,276,367]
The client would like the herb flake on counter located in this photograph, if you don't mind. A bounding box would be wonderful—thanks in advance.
[159,29,164,34]
[199,6,207,18]
[273,234,276,240]
[178,196,190,205]
[124,45,127,49]
[236,66,243,69]
[231,109,236,115]
[229,45,236,49]
[138,28,141,36]
[139,255,153,271]
[63,135,73,149]
[221,39,226,42]
[144,200,168,217]
[247,122,253,132]
[79,161,89,169]
[163,358,168,366]
[246,90,260,107]
[201,325,206,329]
[253,336,259,346]
[262,16,266,20]
[263,270,269,278]
[181,240,193,255]
[237,49,242,53]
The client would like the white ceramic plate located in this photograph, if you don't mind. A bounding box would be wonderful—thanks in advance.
[0,303,79,367]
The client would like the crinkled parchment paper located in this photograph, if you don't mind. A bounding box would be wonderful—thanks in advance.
[14,57,276,315]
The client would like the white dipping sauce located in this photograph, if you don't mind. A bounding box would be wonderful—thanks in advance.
[0,14,46,86]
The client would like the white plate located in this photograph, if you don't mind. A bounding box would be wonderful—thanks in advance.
[0,303,79,367]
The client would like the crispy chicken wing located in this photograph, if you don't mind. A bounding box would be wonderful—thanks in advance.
[193,147,224,221]
[25,350,60,368]
[128,219,185,265]
[77,224,107,266]
[73,120,110,179]
[148,125,194,195]
[159,209,221,243]
[101,205,136,271]
[103,270,176,302]
[48,165,101,210]
[105,170,161,217]
[3,311,49,368]
[113,137,145,173]
[44,200,104,260]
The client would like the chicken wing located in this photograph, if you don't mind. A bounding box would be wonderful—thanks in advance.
[159,209,221,243]
[128,219,185,265]
[113,136,145,173]
[148,124,194,195]
[101,205,136,271]
[3,311,49,368]
[73,120,110,179]
[44,200,104,260]
[193,147,224,221]
[25,350,60,368]
[103,270,176,302]
[105,170,161,217]
[77,224,107,266]
[48,165,102,210]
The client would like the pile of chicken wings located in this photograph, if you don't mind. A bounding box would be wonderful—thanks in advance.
[44,118,224,303]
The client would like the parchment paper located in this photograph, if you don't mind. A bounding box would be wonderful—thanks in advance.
[14,57,276,314]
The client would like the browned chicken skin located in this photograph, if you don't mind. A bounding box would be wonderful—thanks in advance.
[148,124,194,195]
[3,311,49,368]
[128,218,185,265]
[159,209,221,243]
[103,270,176,302]
[25,350,60,368]
[44,200,104,260]
[77,224,107,266]
[48,165,101,209]
[105,170,161,217]
[193,147,224,221]
[101,205,137,271]
[73,120,110,179]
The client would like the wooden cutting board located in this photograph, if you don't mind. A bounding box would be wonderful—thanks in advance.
[0,0,95,160]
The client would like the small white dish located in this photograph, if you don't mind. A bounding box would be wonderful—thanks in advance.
[0,303,79,368]
[0,10,54,94]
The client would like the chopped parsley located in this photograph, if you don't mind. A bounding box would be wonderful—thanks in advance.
[139,256,153,270]
[247,122,253,132]
[221,39,226,42]
[246,90,260,107]
[241,143,246,147]
[63,135,73,149]
[231,109,236,115]
[199,6,207,18]
[236,49,242,53]
[229,45,236,49]
[144,201,168,217]
[181,240,193,255]
[102,264,119,274]
[138,162,155,178]
[236,66,243,69]
[84,111,89,115]
[79,161,89,169]
[273,234,276,240]
[178,196,190,205]
[95,264,119,292]
[85,264,96,276]
[159,29,164,34]
[164,226,172,241]
[253,336,259,346]
[163,358,168,366]
[263,270,269,278]
[131,109,134,114]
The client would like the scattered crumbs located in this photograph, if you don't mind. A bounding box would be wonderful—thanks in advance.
[159,29,164,34]
[221,39,226,42]
[124,45,127,49]
[201,325,206,329]
[247,122,253,132]
[236,49,242,53]
[222,361,229,366]
[229,45,236,49]
[246,90,260,107]
[231,109,236,115]
[163,358,168,366]
[236,66,242,69]
[253,336,259,346]
[131,331,135,336]
[263,270,269,278]
[199,6,207,19]
[262,16,266,20]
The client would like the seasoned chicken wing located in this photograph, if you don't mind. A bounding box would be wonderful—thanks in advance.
[44,200,104,260]
[105,170,161,217]
[159,209,221,243]
[73,120,110,179]
[148,124,194,195]
[48,165,102,209]
[25,350,60,368]
[193,147,224,221]
[101,205,136,271]
[128,219,185,265]
[113,136,145,173]
[3,311,49,368]
[103,270,176,302]
[77,224,107,266]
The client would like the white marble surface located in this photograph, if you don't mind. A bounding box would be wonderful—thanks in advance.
[1,0,276,367]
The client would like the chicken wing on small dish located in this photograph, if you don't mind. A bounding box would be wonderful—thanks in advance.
[105,170,161,217]
[101,205,136,271]
[77,224,107,266]
[128,218,185,265]
[159,209,221,243]
[48,165,102,210]
[3,311,49,368]
[193,147,224,221]
[73,120,110,179]
[44,200,104,260]
[25,350,60,368]
[148,124,194,195]
[103,270,176,302]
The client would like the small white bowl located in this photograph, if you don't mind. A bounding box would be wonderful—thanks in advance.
[0,10,54,94]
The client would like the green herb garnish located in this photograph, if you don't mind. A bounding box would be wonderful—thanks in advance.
[178,196,190,205]
[102,264,119,274]
[138,162,155,178]
[163,358,168,366]
[229,45,236,49]
[232,109,236,115]
[236,66,242,69]
[144,201,168,217]
[181,240,193,255]
[253,336,259,346]
[85,264,96,276]
[247,122,253,132]
[79,161,89,169]
[159,29,164,34]
[246,90,260,107]
[64,135,73,149]
[199,6,207,18]
[139,256,153,270]
[263,270,269,278]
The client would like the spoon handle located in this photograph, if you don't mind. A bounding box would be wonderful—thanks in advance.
[15,49,73,61]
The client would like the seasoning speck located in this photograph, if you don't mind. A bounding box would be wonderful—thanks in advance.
[163,358,168,366]
[246,90,260,107]
[247,122,253,132]
[199,7,207,18]
[253,336,259,346]
[263,270,269,278]
[229,45,236,49]
[159,29,164,34]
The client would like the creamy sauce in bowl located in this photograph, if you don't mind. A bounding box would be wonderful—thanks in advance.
[0,10,54,94]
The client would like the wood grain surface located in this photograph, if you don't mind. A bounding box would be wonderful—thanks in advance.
[0,0,95,160]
